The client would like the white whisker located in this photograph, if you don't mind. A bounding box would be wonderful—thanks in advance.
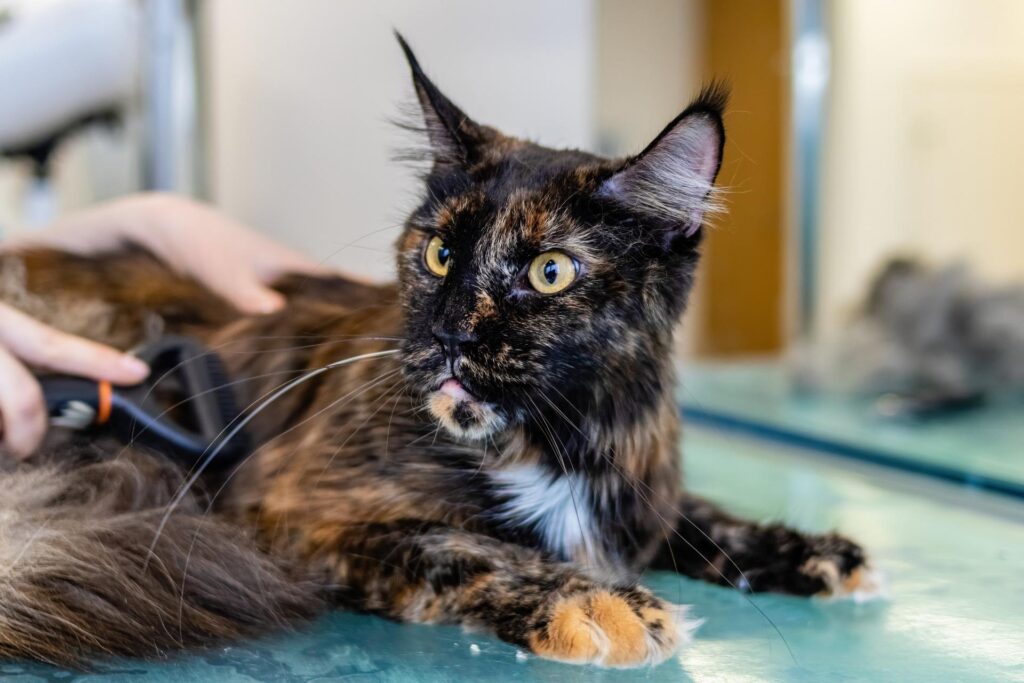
[144,348,400,566]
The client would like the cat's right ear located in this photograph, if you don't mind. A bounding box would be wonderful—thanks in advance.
[597,84,728,246]
[395,32,487,167]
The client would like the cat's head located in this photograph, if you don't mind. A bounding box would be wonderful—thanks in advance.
[394,35,726,442]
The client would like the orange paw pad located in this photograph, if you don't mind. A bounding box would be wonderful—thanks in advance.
[528,590,697,668]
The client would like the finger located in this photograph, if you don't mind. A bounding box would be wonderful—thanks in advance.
[0,304,149,384]
[260,244,331,276]
[0,198,135,255]
[202,270,287,314]
[229,284,287,315]
[242,233,335,282]
[0,346,48,459]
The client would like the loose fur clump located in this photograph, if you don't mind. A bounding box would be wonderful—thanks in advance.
[0,449,322,667]
[0,34,872,669]
[794,258,1024,413]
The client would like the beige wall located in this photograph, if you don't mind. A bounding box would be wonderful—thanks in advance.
[205,0,710,288]
[595,0,707,355]
[818,0,1024,333]
[594,0,705,156]
[203,0,595,281]
[0,1,713,356]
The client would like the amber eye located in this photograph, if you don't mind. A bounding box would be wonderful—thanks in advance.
[423,235,451,277]
[527,251,578,294]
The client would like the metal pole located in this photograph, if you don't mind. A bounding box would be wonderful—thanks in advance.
[140,0,203,195]
[790,0,831,337]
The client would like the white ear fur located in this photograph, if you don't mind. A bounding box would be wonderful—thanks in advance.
[599,106,725,238]
[409,73,470,164]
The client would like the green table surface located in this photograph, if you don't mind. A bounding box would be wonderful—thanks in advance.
[679,360,1024,494]
[5,425,1023,682]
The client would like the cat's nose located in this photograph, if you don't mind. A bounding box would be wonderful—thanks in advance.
[433,327,478,366]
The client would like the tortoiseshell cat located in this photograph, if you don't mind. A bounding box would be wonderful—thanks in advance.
[0,37,873,668]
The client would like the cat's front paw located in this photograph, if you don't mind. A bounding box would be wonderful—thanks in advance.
[799,533,885,601]
[526,586,698,668]
[739,527,881,598]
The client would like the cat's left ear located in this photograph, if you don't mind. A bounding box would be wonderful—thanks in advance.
[598,84,728,245]
[396,32,489,167]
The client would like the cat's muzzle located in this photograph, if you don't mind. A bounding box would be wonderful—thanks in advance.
[427,377,506,440]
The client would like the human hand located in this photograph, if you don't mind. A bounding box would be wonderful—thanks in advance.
[5,192,327,314]
[0,192,324,458]
[0,302,149,458]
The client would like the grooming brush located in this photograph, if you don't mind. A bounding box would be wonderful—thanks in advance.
[38,335,247,469]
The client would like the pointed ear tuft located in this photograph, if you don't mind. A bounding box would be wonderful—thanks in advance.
[598,82,729,241]
[395,31,483,166]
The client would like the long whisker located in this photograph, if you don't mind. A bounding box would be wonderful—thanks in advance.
[144,348,400,565]
[310,375,406,487]
[542,384,757,583]
[174,371,405,624]
[122,334,404,451]
[533,388,682,601]
[187,365,402,516]
[277,221,408,299]
[523,394,592,567]
[541,381,756,580]
[119,367,307,453]
[382,379,408,464]
[537,384,795,663]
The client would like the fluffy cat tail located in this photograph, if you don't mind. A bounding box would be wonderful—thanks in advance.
[0,450,323,667]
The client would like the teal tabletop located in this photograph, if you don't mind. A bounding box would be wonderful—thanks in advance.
[680,360,1024,496]
[5,424,1023,682]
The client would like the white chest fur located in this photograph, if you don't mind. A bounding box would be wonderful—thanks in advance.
[489,464,597,562]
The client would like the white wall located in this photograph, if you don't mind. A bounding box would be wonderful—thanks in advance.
[818,0,1024,333]
[595,0,705,156]
[0,0,709,352]
[203,0,595,281]
[595,0,707,355]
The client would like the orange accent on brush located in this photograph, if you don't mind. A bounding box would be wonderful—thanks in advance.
[96,381,112,425]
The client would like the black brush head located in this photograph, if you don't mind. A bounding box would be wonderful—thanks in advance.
[112,336,248,469]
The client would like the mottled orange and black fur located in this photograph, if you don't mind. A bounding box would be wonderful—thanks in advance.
[0,37,870,668]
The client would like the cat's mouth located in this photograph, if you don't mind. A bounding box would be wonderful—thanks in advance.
[439,378,473,401]
[427,376,506,441]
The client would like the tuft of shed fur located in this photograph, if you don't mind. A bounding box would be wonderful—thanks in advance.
[0,449,323,667]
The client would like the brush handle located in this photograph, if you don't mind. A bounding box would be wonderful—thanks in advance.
[38,374,210,460]
[38,376,108,429]
[35,336,245,470]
